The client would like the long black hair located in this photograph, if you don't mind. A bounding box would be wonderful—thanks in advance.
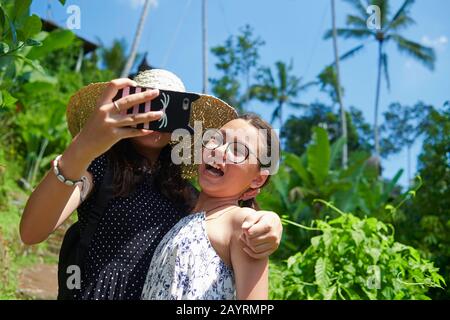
[106,139,197,213]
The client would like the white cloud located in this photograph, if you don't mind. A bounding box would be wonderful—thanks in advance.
[119,0,158,10]
[421,35,448,52]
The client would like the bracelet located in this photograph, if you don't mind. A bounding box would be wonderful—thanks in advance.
[53,155,90,202]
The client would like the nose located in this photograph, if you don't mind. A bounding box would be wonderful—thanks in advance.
[211,142,228,163]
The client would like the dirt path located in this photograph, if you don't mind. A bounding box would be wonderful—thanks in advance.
[18,263,58,300]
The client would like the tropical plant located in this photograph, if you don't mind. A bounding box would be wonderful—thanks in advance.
[210,25,264,111]
[281,103,372,157]
[251,60,313,129]
[381,101,433,184]
[100,38,128,77]
[270,200,446,300]
[258,126,403,259]
[324,0,436,159]
[397,106,450,300]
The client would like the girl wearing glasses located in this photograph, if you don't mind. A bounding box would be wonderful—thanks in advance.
[141,113,280,300]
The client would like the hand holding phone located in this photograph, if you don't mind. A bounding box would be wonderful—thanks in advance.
[113,86,199,133]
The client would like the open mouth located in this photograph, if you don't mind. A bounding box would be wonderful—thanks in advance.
[205,163,224,177]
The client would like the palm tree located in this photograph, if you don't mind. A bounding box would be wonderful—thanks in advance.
[324,0,436,159]
[121,0,152,78]
[252,61,313,130]
[331,0,348,169]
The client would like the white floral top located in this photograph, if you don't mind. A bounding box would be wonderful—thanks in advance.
[141,212,236,300]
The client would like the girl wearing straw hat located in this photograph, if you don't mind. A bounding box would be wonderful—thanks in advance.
[19,69,282,300]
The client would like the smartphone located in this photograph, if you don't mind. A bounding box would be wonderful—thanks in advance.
[113,86,200,133]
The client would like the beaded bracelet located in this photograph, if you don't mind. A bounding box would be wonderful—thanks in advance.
[52,155,90,202]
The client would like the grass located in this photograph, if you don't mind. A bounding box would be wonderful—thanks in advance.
[0,147,58,299]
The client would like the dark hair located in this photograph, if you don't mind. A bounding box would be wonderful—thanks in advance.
[237,113,280,210]
[106,139,197,213]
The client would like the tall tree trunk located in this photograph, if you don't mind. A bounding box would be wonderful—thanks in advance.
[202,0,208,93]
[121,0,151,78]
[331,0,348,169]
[374,41,383,160]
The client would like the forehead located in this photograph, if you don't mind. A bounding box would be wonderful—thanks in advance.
[220,119,263,145]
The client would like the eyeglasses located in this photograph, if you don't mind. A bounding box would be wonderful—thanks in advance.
[202,129,264,166]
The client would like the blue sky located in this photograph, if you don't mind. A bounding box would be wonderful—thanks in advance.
[31,0,450,186]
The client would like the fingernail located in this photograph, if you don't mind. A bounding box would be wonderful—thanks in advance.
[242,222,251,229]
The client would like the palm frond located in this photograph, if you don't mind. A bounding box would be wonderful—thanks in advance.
[276,61,288,92]
[339,44,366,62]
[298,80,318,91]
[387,13,415,32]
[385,0,415,32]
[343,0,368,18]
[271,105,281,124]
[289,102,310,109]
[371,0,390,26]
[391,34,436,70]
[346,14,367,28]
[324,28,373,40]
[381,52,390,91]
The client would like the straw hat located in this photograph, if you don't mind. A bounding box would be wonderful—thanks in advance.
[66,69,238,179]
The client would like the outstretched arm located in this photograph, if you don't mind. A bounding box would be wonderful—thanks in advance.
[240,210,283,259]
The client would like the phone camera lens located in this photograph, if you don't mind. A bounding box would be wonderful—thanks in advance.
[182,98,189,110]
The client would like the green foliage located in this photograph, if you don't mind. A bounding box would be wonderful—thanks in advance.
[0,0,116,298]
[270,200,445,300]
[251,60,312,127]
[282,104,373,156]
[397,107,450,299]
[210,25,264,111]
[99,38,127,77]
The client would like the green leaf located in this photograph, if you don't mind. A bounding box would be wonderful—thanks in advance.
[329,137,346,168]
[0,90,18,109]
[0,42,9,54]
[311,236,321,248]
[351,230,364,245]
[21,14,42,39]
[59,0,67,5]
[12,0,32,20]
[307,127,331,186]
[27,29,75,59]
[315,257,330,289]
[285,152,310,185]
[0,6,6,31]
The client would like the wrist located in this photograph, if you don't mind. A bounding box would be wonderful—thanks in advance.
[60,139,95,178]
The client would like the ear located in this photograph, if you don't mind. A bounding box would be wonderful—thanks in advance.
[239,170,270,201]
[239,188,260,201]
[249,169,270,189]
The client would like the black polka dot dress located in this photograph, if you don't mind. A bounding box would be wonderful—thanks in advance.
[76,154,186,300]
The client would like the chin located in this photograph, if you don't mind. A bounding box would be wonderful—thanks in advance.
[131,131,171,149]
[198,163,240,197]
